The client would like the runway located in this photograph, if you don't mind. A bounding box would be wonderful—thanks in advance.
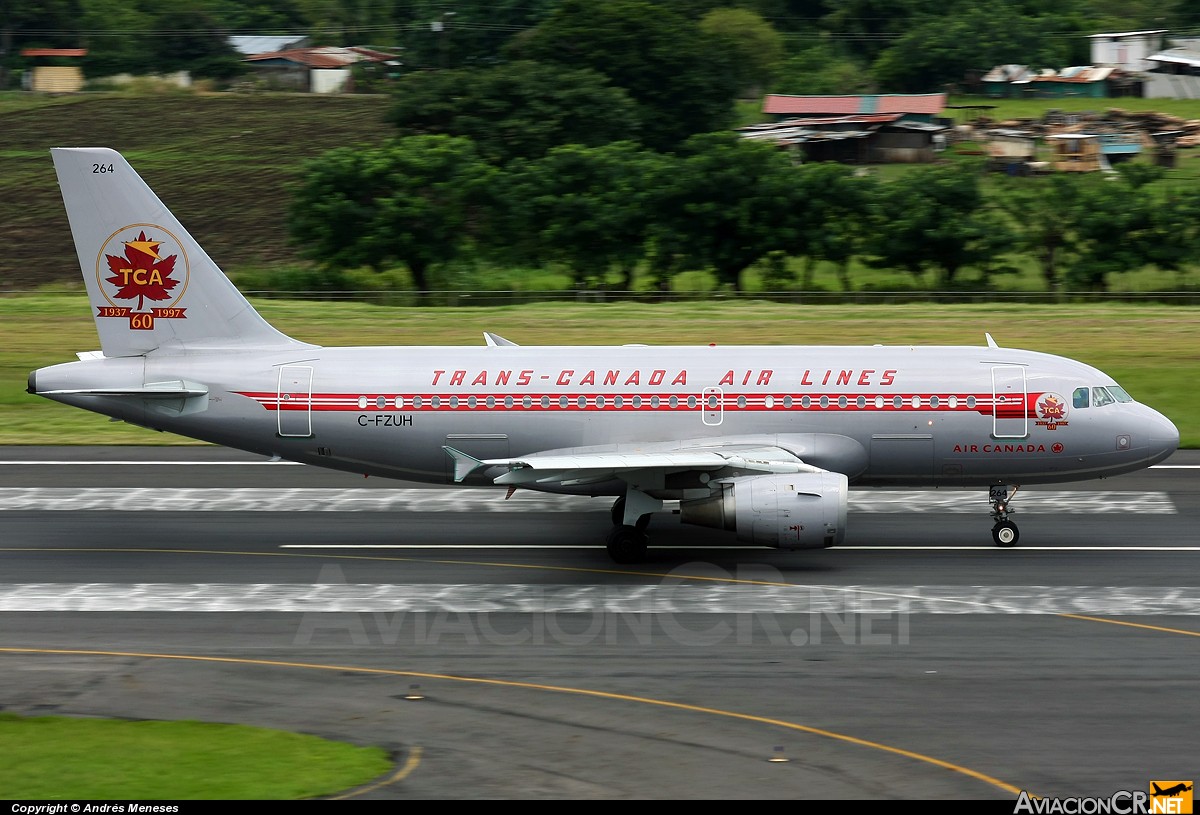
[1,446,1198,800]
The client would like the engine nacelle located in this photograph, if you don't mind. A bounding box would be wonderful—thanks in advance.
[679,472,848,549]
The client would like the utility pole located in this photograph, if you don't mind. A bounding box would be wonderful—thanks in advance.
[431,11,455,69]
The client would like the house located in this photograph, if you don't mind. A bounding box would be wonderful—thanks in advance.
[1144,37,1200,99]
[1045,133,1106,172]
[19,48,86,93]
[982,65,1141,99]
[1089,30,1168,72]
[980,65,1032,98]
[751,94,950,163]
[241,46,399,93]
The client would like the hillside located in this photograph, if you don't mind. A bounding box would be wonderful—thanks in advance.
[0,93,397,290]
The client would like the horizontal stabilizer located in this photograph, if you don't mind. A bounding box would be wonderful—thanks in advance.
[37,380,209,399]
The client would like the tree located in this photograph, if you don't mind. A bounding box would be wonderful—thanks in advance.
[387,61,641,165]
[698,7,784,98]
[864,162,997,287]
[484,141,670,290]
[989,174,1085,295]
[509,0,739,151]
[789,162,877,292]
[871,5,1061,92]
[770,36,876,95]
[389,0,560,70]
[1067,171,1200,292]
[287,137,494,295]
[649,133,805,291]
[146,3,244,81]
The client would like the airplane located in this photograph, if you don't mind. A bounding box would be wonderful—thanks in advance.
[1152,783,1193,797]
[29,147,1180,564]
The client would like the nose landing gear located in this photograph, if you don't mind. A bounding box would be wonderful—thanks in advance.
[989,485,1020,547]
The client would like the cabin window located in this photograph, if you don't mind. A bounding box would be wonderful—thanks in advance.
[1073,387,1089,408]
[1092,387,1115,407]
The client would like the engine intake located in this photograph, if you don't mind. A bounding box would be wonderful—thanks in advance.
[679,472,847,549]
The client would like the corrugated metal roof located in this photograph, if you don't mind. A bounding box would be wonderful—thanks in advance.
[229,36,308,56]
[243,46,394,69]
[1031,66,1116,83]
[763,93,946,116]
[981,65,1030,83]
[1087,30,1167,38]
[1148,48,1200,68]
[20,48,87,57]
[743,113,902,128]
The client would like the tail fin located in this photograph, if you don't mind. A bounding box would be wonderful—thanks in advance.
[51,147,313,357]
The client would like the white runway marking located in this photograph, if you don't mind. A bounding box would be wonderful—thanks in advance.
[1,583,1197,614]
[0,487,1177,514]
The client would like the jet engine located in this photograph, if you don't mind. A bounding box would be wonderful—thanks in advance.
[679,472,847,549]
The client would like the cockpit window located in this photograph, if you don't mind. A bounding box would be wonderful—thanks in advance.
[1092,387,1115,407]
[1107,385,1133,403]
[1073,387,1089,408]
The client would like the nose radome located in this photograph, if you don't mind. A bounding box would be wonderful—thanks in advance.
[1147,409,1180,465]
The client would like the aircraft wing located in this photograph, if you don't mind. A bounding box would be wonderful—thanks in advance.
[444,443,828,487]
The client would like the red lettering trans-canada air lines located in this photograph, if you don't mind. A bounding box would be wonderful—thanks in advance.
[429,368,897,388]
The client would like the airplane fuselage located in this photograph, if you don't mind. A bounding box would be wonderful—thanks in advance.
[32,343,1178,496]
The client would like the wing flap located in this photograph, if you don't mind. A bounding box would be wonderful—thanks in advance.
[444,444,825,487]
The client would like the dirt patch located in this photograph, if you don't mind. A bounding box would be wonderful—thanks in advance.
[0,93,397,289]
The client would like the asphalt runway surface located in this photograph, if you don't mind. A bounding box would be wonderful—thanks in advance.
[1,446,1198,800]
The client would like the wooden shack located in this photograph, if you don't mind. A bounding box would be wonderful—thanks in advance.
[1045,133,1105,172]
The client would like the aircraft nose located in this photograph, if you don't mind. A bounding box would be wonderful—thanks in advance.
[1146,408,1180,466]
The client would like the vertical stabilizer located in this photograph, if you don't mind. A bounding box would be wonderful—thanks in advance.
[51,147,314,357]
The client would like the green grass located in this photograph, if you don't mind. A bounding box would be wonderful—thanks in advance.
[946,94,1200,123]
[0,713,392,799]
[5,295,1197,447]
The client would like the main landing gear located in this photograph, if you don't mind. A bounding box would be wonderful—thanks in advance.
[606,491,661,564]
[989,485,1020,547]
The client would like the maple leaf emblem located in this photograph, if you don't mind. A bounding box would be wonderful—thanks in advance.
[105,231,178,311]
[1039,395,1066,420]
